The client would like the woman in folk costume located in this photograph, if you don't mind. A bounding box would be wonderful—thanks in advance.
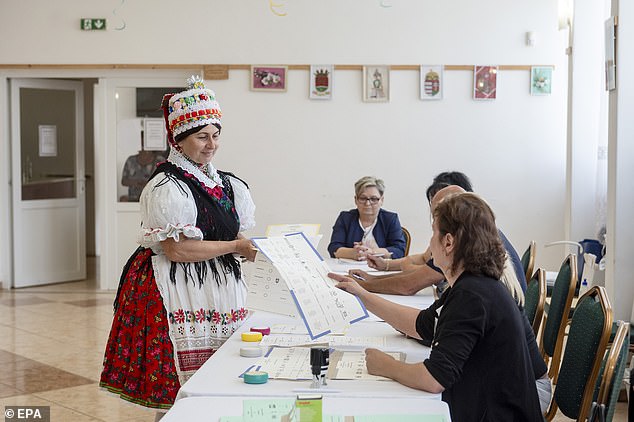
[100,76,257,412]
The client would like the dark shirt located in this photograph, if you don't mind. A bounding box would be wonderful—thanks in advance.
[499,230,527,291]
[416,272,542,422]
[327,209,406,258]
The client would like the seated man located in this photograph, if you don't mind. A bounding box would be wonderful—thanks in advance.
[350,172,526,296]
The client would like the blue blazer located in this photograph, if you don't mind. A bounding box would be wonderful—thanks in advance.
[327,209,406,259]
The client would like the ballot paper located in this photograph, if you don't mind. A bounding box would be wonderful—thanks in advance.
[253,348,404,381]
[265,224,323,249]
[251,233,368,339]
[260,334,388,349]
[269,324,309,334]
[327,350,406,381]
[256,347,314,380]
[246,254,299,318]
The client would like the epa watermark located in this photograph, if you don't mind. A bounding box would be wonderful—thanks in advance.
[4,406,50,422]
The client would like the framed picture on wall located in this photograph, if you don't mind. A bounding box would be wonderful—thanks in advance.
[251,65,288,91]
[309,65,333,100]
[530,66,553,96]
[420,65,443,100]
[363,65,390,102]
[473,65,498,100]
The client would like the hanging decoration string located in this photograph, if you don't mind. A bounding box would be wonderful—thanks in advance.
[269,0,287,16]
[112,0,127,30]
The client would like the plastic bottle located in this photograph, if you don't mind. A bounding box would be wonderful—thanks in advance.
[579,278,589,296]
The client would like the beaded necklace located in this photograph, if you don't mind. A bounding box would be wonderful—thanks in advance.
[182,154,211,178]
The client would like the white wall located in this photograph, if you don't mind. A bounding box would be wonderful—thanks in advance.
[568,0,610,245]
[606,0,634,321]
[0,0,571,287]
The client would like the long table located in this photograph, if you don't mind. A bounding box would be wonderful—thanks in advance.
[172,258,444,420]
[176,306,437,400]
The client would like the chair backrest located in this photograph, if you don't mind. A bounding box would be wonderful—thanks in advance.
[521,240,536,282]
[524,268,546,339]
[401,226,411,256]
[545,286,613,421]
[540,254,577,382]
[596,320,629,422]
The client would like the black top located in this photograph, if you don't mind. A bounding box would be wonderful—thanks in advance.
[416,272,542,422]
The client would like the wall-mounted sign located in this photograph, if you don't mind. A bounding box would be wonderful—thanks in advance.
[80,18,107,31]
[143,118,167,151]
[38,125,58,157]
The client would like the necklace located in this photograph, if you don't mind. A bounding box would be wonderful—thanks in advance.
[183,154,210,177]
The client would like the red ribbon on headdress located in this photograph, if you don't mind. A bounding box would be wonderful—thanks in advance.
[161,93,177,148]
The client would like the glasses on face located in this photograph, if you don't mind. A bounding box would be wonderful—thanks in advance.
[356,196,382,205]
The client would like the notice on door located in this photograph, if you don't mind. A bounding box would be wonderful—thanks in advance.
[38,125,58,157]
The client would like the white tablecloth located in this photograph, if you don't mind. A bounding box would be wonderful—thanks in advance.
[163,396,451,421]
[177,309,438,401]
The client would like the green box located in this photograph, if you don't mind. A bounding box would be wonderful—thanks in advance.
[80,18,106,31]
[295,395,322,422]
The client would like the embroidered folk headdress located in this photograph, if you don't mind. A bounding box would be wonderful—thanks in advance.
[161,76,222,147]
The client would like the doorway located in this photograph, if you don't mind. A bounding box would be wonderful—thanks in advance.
[9,78,96,288]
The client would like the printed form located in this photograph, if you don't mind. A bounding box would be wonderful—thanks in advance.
[251,233,368,339]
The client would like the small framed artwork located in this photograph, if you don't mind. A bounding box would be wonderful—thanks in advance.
[251,65,287,91]
[420,65,443,100]
[363,65,390,102]
[473,65,498,100]
[530,66,553,96]
[309,65,333,100]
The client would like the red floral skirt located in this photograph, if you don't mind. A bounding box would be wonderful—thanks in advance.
[100,248,180,409]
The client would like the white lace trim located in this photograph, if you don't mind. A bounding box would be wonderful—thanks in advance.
[167,148,223,191]
[138,223,203,247]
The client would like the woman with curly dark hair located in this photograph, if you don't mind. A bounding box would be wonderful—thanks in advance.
[329,192,542,421]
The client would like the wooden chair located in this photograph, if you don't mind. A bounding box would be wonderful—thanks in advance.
[401,226,411,256]
[539,254,577,384]
[545,286,613,421]
[520,240,536,283]
[524,268,546,341]
[592,320,629,422]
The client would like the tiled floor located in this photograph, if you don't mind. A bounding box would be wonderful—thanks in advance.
[0,258,628,421]
[0,259,155,421]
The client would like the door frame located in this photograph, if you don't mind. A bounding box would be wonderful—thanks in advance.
[10,78,86,287]
[0,69,99,289]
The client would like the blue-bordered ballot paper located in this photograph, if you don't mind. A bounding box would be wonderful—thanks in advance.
[250,233,368,339]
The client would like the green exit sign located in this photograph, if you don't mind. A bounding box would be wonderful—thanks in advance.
[80,18,107,31]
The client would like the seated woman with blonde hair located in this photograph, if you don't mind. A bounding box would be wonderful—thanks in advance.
[327,176,406,261]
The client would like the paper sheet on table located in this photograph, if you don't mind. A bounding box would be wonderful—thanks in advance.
[327,258,380,274]
[260,334,387,349]
[270,323,348,336]
[270,324,308,334]
[255,347,314,380]
[266,224,322,248]
[252,233,368,339]
[327,350,406,381]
